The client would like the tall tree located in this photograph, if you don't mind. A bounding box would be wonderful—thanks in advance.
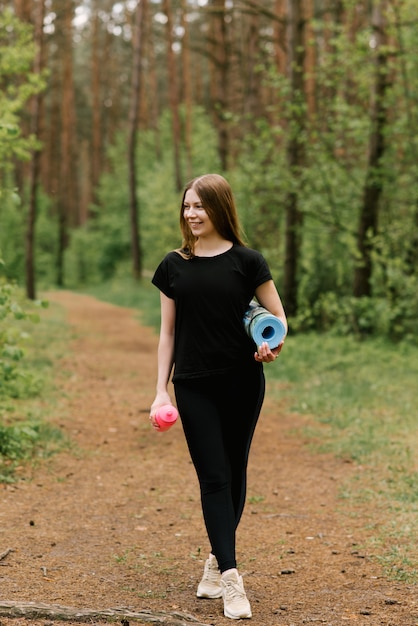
[56,0,77,286]
[163,0,183,191]
[144,1,162,161]
[353,0,389,298]
[25,0,46,300]
[127,0,145,280]
[180,0,193,179]
[90,0,102,208]
[282,0,306,316]
[209,0,231,171]
[391,0,418,277]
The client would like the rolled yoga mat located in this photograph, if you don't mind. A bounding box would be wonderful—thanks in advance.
[243,301,286,349]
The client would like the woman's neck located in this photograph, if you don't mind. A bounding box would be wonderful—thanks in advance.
[194,236,233,257]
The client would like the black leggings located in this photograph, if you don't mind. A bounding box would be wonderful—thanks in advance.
[174,365,265,572]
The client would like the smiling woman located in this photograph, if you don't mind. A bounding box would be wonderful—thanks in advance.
[182,188,220,247]
[150,173,287,620]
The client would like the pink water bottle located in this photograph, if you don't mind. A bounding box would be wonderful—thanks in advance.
[154,404,179,431]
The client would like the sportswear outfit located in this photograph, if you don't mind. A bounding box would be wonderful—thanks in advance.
[152,244,272,575]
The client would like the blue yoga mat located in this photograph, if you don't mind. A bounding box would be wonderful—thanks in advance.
[243,301,286,349]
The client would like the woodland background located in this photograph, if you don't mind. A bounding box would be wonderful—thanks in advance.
[1,1,417,585]
[1,0,418,340]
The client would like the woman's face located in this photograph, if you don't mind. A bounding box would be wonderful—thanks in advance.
[183,188,217,239]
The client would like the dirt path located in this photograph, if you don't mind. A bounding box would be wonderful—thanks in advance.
[0,292,416,626]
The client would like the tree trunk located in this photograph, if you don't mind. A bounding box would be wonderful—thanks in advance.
[163,0,183,191]
[127,0,144,280]
[242,8,260,119]
[353,1,388,298]
[90,0,102,210]
[24,0,45,300]
[282,0,306,317]
[145,0,162,161]
[273,0,286,75]
[0,600,210,626]
[209,0,230,171]
[56,0,77,286]
[180,0,193,180]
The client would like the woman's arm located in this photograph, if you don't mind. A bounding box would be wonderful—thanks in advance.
[253,279,288,363]
[150,292,176,426]
[255,280,287,333]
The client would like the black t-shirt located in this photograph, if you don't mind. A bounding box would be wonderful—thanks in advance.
[152,245,272,381]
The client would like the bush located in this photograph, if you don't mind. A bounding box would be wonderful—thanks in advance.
[0,269,47,401]
[292,290,418,343]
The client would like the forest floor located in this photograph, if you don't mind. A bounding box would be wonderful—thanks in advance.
[0,291,417,626]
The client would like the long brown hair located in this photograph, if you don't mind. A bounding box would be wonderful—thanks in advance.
[177,174,247,259]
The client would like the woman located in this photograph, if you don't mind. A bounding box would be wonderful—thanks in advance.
[150,173,287,620]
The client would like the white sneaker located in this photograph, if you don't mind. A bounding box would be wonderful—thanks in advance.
[221,569,252,619]
[196,553,222,598]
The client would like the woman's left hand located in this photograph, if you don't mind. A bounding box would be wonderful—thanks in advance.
[254,341,284,363]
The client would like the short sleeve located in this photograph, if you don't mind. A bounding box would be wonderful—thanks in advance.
[152,254,174,299]
[252,250,272,288]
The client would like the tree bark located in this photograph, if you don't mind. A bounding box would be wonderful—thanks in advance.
[25,0,45,300]
[180,0,193,180]
[273,0,286,75]
[282,0,306,317]
[0,600,211,626]
[163,0,183,191]
[90,0,102,210]
[353,1,388,298]
[127,0,145,280]
[56,0,78,287]
[209,0,231,171]
[145,0,162,161]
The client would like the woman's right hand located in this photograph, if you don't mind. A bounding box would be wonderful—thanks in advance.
[149,391,173,429]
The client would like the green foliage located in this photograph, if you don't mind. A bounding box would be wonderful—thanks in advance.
[0,8,51,293]
[0,8,46,172]
[0,270,68,483]
[0,274,48,401]
[232,1,418,342]
[32,191,59,285]
[293,290,418,343]
[2,1,418,343]
[0,418,67,483]
[233,118,287,276]
[64,106,220,285]
[0,189,25,280]
[0,188,58,286]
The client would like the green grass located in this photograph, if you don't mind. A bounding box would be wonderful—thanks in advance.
[0,294,72,482]
[269,334,417,464]
[267,333,418,582]
[268,334,418,489]
[80,277,418,583]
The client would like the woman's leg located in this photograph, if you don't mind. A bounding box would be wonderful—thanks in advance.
[217,365,265,526]
[175,378,237,572]
[174,366,265,573]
